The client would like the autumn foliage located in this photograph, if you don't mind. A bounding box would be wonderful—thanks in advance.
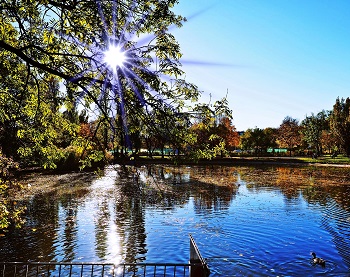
[216,117,239,149]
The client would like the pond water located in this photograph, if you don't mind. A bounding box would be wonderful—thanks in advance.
[1,165,350,276]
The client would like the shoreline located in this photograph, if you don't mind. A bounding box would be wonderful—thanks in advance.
[129,156,350,168]
[15,156,350,178]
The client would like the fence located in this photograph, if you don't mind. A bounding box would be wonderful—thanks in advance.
[0,235,210,277]
[0,262,196,277]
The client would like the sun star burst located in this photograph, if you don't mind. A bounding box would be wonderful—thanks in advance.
[62,0,198,149]
[103,45,127,71]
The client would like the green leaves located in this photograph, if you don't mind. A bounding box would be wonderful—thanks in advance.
[0,151,25,231]
[301,110,330,154]
[330,97,350,155]
[0,0,236,169]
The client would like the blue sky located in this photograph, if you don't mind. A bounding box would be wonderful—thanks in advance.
[171,0,350,131]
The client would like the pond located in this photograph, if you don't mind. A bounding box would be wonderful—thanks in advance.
[1,164,350,276]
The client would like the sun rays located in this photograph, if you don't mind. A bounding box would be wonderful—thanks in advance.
[57,0,219,149]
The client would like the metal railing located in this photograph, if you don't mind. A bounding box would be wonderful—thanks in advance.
[0,262,198,277]
[0,235,210,277]
[189,234,210,277]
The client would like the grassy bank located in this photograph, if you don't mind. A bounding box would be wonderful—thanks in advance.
[127,154,350,167]
[297,155,350,165]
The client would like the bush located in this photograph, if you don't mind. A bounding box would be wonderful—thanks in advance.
[55,146,81,171]
[55,146,113,171]
[0,151,26,231]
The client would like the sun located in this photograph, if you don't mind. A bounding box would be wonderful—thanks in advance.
[103,45,127,71]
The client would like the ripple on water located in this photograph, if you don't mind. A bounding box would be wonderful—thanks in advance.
[191,183,350,276]
[206,255,346,277]
[2,166,350,276]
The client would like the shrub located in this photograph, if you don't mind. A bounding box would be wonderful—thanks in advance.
[0,151,26,231]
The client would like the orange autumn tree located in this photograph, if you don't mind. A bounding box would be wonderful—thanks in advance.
[216,117,239,151]
[277,116,302,156]
[188,97,238,159]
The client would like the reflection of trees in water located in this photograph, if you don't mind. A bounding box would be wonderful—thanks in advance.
[114,193,147,264]
[239,166,350,205]
[113,167,147,264]
[237,165,350,268]
[325,186,350,213]
[0,193,69,261]
[59,188,89,262]
[4,165,349,267]
[142,165,238,213]
[1,165,237,264]
[94,199,110,259]
[239,165,350,188]
[190,166,237,213]
[61,199,78,261]
[322,197,350,267]
[111,165,239,263]
[0,185,90,262]
[0,193,60,261]
[192,184,235,214]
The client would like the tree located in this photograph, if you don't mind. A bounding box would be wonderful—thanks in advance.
[1,0,200,166]
[240,128,260,154]
[320,130,337,154]
[0,28,78,168]
[0,42,27,159]
[263,127,278,151]
[240,127,276,155]
[330,97,350,156]
[188,97,235,160]
[301,110,330,155]
[277,116,302,156]
[216,117,239,151]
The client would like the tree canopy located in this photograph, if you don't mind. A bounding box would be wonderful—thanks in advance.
[277,116,302,156]
[301,110,329,155]
[1,0,205,166]
[330,97,350,156]
[240,127,276,154]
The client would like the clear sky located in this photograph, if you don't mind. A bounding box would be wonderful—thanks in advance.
[171,0,350,131]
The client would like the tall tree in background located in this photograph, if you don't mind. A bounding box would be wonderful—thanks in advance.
[330,97,350,156]
[321,129,337,154]
[240,128,263,154]
[189,97,236,159]
[301,110,330,155]
[0,30,27,159]
[240,127,276,154]
[263,127,278,151]
[216,117,239,151]
[277,116,302,156]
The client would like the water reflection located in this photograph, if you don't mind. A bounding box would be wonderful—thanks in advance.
[95,199,111,259]
[322,198,350,267]
[0,165,350,276]
[114,178,147,264]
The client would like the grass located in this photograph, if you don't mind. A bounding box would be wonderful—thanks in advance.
[297,154,350,165]
[124,153,350,166]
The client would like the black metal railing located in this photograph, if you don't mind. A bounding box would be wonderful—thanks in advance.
[0,234,210,277]
[0,261,199,277]
[189,234,210,277]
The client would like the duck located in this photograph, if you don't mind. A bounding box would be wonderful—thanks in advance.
[311,252,326,267]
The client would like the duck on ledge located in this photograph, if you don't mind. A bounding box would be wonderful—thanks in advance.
[311,252,326,267]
